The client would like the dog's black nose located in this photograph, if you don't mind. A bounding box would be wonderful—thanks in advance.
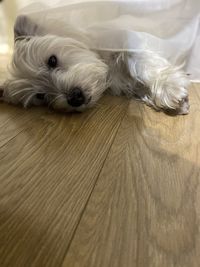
[67,87,85,107]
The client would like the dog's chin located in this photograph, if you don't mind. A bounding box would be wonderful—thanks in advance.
[52,96,93,113]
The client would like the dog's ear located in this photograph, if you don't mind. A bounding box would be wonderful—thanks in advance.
[14,15,38,42]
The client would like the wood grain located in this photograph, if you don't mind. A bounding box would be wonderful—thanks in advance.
[63,84,200,267]
[0,96,127,267]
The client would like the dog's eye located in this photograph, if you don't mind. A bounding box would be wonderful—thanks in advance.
[36,93,45,100]
[47,55,57,68]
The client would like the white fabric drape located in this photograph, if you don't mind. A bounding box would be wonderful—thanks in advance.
[20,0,200,81]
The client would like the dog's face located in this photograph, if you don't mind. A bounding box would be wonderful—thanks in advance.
[3,16,108,111]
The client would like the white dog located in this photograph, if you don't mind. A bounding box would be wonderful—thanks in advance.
[1,15,190,114]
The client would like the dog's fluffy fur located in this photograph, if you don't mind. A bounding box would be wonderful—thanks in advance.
[1,15,190,114]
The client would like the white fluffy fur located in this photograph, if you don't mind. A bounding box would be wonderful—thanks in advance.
[1,15,190,114]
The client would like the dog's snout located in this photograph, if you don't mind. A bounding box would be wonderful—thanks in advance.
[67,87,85,107]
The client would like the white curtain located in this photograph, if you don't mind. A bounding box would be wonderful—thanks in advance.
[16,0,200,81]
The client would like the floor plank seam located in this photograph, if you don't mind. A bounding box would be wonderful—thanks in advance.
[0,128,26,150]
[60,103,129,265]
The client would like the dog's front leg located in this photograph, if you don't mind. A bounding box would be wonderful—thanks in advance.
[127,51,190,114]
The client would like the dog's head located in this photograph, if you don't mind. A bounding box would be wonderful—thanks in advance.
[2,16,108,111]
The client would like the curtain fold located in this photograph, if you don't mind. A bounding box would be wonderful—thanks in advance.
[20,0,200,81]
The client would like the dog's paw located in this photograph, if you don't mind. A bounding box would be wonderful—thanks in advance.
[177,96,190,115]
[153,84,189,114]
[164,95,189,115]
[152,68,190,115]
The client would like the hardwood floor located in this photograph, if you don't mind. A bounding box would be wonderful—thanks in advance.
[0,59,200,266]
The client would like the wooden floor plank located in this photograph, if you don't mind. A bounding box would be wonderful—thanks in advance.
[63,84,200,267]
[0,104,46,148]
[0,96,127,267]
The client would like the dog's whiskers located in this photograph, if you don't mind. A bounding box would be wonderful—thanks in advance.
[10,88,34,97]
[23,93,35,107]
[48,94,63,108]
